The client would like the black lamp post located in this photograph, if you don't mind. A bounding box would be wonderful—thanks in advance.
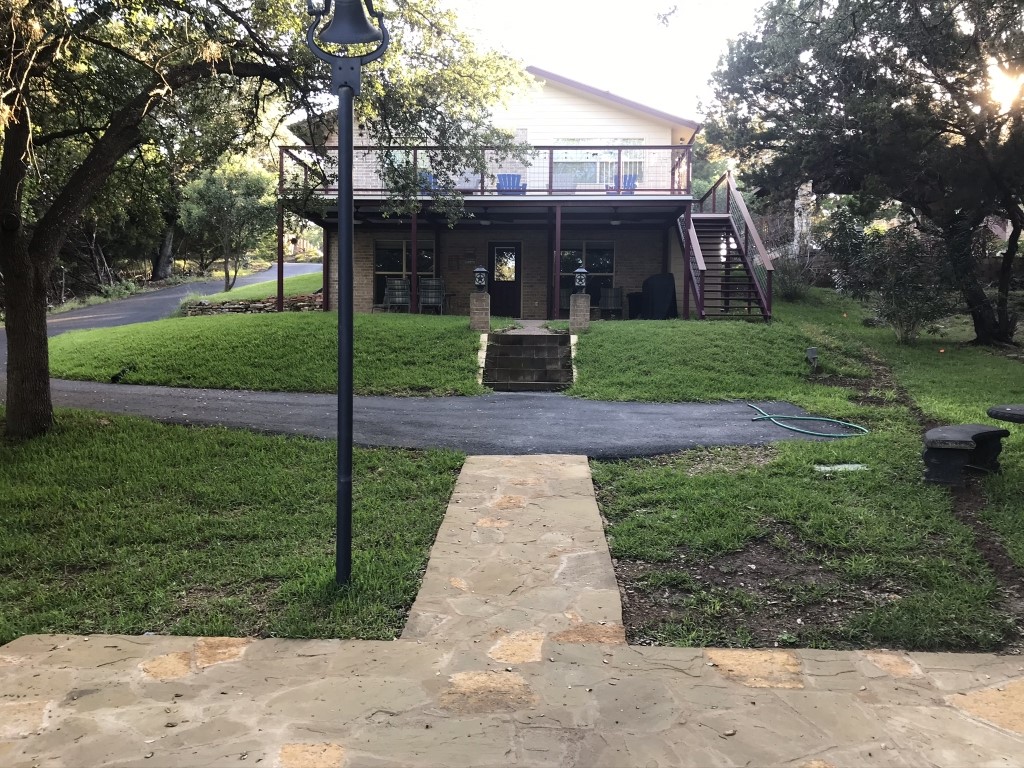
[306,0,389,585]
[474,265,488,292]
[574,267,588,294]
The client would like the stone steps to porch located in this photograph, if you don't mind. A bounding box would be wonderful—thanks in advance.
[482,333,573,392]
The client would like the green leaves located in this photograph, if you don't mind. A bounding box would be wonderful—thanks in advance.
[179,154,277,273]
[706,0,1023,343]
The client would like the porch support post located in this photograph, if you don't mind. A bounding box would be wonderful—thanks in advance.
[682,207,692,320]
[686,144,693,195]
[552,204,562,318]
[276,198,285,312]
[322,225,331,311]
[410,211,419,313]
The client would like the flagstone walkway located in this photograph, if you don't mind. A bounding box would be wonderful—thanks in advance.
[3,455,1024,767]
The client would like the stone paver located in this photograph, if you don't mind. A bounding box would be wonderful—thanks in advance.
[3,455,1024,767]
[402,455,621,644]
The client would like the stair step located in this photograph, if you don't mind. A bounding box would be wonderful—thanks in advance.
[483,333,573,392]
[486,381,571,392]
[488,334,569,347]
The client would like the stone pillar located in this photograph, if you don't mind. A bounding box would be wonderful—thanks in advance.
[569,293,590,333]
[470,292,490,331]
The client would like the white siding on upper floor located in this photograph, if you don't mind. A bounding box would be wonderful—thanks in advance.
[491,80,675,146]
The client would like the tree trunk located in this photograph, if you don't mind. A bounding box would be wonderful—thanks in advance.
[947,219,1013,344]
[962,280,1005,344]
[151,226,174,281]
[0,86,53,438]
[2,231,54,438]
[996,218,1020,340]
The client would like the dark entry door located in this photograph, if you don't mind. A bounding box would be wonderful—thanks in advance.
[488,242,522,318]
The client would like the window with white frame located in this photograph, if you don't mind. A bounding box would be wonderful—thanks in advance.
[374,240,435,303]
[552,139,644,189]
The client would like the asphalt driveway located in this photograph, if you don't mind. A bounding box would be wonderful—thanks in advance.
[38,379,832,457]
[0,262,322,369]
[1,265,846,456]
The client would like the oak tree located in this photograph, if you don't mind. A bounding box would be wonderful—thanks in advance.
[1,0,524,438]
[706,0,1023,344]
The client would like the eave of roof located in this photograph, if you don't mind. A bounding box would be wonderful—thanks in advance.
[525,66,701,135]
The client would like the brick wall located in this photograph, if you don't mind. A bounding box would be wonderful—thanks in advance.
[440,228,550,319]
[327,223,675,318]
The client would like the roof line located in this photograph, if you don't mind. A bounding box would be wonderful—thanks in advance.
[525,66,701,135]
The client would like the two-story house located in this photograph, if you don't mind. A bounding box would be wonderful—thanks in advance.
[280,66,772,321]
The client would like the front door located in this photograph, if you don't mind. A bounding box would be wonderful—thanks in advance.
[488,242,522,318]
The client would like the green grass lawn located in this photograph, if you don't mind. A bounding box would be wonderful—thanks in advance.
[197,273,322,303]
[0,409,462,645]
[588,291,1024,651]
[569,318,867,415]
[36,290,1024,651]
[49,313,487,396]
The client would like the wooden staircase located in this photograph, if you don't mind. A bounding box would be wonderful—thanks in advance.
[691,214,765,319]
[680,172,774,322]
[482,334,573,392]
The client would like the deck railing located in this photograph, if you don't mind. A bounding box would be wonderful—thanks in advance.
[280,144,694,198]
[698,172,774,318]
[678,211,706,319]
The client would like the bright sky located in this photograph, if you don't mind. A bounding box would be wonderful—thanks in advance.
[443,0,766,120]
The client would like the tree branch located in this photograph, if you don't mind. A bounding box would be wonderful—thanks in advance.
[30,59,293,262]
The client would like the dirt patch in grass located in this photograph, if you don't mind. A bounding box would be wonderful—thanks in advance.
[608,347,1023,651]
[811,349,942,428]
[950,479,1024,651]
[618,524,902,648]
[625,445,778,476]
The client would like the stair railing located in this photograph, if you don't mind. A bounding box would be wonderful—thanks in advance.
[678,211,706,319]
[697,172,774,320]
[697,173,730,215]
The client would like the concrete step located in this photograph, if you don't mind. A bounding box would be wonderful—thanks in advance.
[483,333,573,392]
[484,383,572,393]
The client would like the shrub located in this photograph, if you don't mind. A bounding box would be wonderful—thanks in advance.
[98,280,142,301]
[771,247,813,301]
[829,212,958,344]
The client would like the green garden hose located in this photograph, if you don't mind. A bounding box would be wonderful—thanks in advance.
[747,403,869,438]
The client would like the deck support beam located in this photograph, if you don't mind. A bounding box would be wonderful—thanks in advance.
[552,204,563,319]
[409,212,419,313]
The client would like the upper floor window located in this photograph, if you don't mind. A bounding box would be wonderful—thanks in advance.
[552,139,644,188]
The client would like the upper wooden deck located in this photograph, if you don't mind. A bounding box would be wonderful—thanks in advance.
[279,143,695,200]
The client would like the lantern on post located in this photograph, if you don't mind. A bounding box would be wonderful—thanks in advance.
[574,267,588,294]
[305,0,390,586]
[474,265,488,292]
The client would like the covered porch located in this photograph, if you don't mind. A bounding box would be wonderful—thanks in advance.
[320,194,694,320]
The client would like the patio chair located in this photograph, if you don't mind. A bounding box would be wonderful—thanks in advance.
[419,277,445,314]
[497,173,527,195]
[381,278,410,312]
[606,174,638,195]
[599,287,624,319]
[418,172,439,193]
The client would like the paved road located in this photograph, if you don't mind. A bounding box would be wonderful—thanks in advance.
[38,379,835,456]
[0,262,322,369]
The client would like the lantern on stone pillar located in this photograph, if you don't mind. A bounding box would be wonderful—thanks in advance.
[574,267,588,294]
